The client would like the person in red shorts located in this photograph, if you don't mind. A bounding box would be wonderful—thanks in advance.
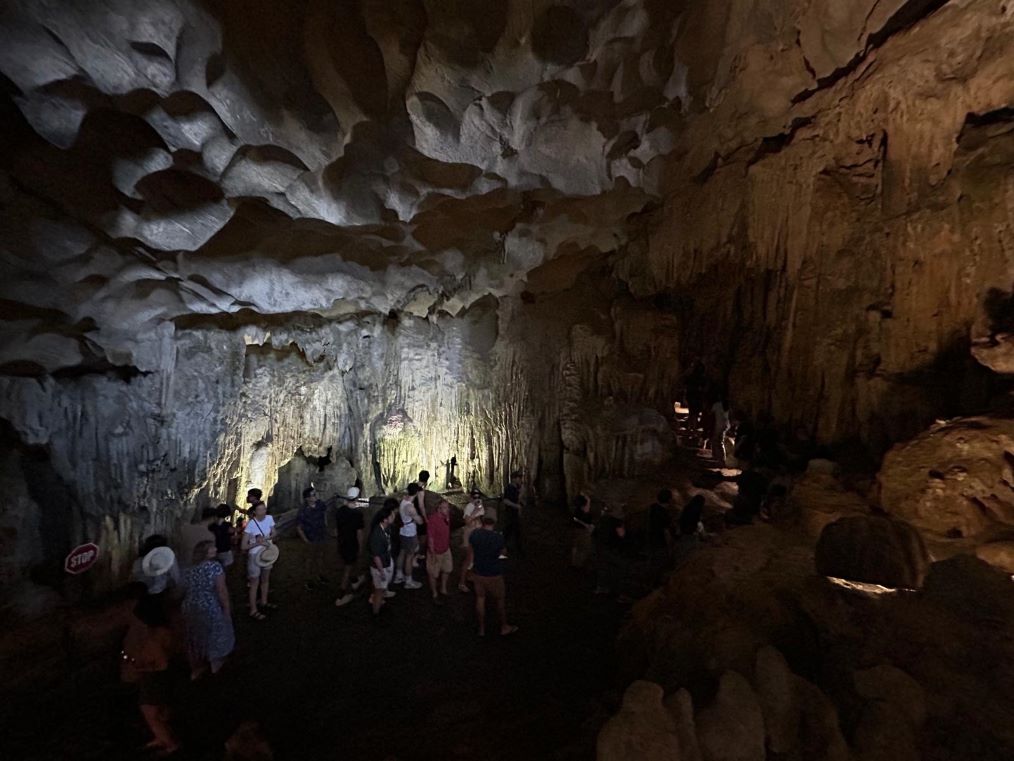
[426,499,453,603]
[466,516,518,637]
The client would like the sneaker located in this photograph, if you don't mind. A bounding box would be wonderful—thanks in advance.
[334,593,354,607]
[404,580,423,590]
[350,575,365,591]
[393,573,406,585]
[383,590,397,598]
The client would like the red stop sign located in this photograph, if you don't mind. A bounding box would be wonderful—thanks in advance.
[65,543,100,574]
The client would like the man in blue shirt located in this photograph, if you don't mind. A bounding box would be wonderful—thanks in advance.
[466,516,518,637]
[297,486,329,590]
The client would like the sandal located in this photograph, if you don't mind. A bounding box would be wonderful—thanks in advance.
[259,602,278,610]
[249,610,267,620]
[500,625,519,637]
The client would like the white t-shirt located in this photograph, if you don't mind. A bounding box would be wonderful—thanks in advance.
[244,515,276,553]
[463,500,485,525]
[712,402,730,431]
[399,499,420,537]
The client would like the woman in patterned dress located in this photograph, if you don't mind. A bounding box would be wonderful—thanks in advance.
[181,540,235,680]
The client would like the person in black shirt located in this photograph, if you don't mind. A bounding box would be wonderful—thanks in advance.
[467,516,518,637]
[210,504,235,568]
[571,494,595,568]
[646,489,675,582]
[593,505,627,597]
[334,487,366,607]
[647,489,675,553]
[502,470,524,557]
[368,501,398,617]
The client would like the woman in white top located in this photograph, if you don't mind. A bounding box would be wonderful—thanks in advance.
[241,498,276,620]
[458,489,485,592]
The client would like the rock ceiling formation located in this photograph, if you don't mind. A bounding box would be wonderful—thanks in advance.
[0,0,681,374]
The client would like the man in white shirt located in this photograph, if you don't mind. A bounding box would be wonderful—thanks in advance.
[395,483,423,589]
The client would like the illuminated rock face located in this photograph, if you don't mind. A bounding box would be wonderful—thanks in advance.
[2,0,1014,597]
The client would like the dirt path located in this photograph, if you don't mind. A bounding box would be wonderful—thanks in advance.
[4,503,623,761]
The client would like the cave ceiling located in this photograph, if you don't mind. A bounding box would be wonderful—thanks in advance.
[0,0,687,374]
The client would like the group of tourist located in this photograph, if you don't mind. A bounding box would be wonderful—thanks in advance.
[120,468,530,753]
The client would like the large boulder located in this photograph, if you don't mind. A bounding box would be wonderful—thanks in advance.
[876,417,1014,540]
[815,515,930,588]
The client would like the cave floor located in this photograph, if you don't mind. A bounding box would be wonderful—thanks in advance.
[4,503,624,761]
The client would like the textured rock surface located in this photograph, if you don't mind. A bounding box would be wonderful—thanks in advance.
[877,416,1014,540]
[815,514,930,588]
[695,671,765,761]
[597,680,681,761]
[614,526,1014,761]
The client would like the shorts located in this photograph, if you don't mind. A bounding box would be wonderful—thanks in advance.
[472,574,505,600]
[370,563,393,590]
[426,549,452,576]
[338,542,359,566]
[399,535,418,555]
[247,551,271,579]
[217,550,234,568]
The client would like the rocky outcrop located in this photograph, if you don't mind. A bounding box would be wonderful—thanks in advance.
[877,416,1014,541]
[610,523,1014,761]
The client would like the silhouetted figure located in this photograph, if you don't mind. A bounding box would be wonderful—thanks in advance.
[683,359,707,446]
[571,494,595,568]
[502,471,525,557]
[710,397,731,466]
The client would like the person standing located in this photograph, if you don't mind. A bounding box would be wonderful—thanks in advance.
[502,470,525,557]
[334,487,366,607]
[241,494,276,619]
[710,397,731,466]
[121,592,180,754]
[415,469,431,557]
[209,505,235,568]
[395,483,424,589]
[571,494,595,568]
[467,516,518,637]
[369,501,399,617]
[297,486,329,590]
[426,500,453,603]
[181,540,235,680]
[458,489,485,592]
[683,359,707,447]
[132,535,181,600]
[593,505,628,597]
[647,489,676,582]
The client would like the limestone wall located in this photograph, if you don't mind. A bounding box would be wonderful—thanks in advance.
[624,0,1014,450]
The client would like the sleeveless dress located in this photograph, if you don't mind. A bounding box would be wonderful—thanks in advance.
[182,560,235,663]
